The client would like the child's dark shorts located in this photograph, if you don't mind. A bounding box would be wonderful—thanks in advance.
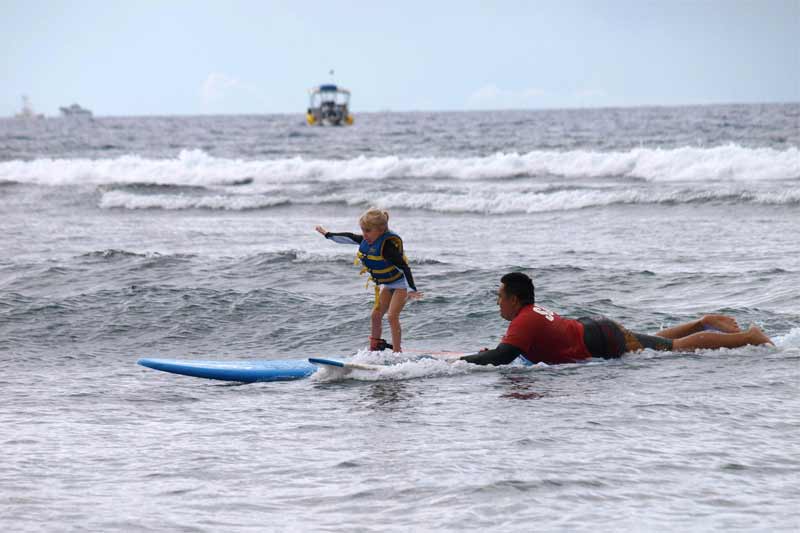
[578,316,673,358]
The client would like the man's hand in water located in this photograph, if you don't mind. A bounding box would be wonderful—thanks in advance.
[407,291,424,300]
[314,225,327,235]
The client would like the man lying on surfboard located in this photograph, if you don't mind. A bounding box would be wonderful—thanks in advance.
[460,272,773,366]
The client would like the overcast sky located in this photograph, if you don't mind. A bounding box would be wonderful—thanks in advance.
[2,0,798,117]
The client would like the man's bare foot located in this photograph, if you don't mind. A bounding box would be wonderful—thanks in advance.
[746,325,774,347]
[701,314,741,333]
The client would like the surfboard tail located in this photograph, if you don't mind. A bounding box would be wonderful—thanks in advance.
[308,358,383,371]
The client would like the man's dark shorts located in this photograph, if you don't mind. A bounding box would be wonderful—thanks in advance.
[578,317,673,358]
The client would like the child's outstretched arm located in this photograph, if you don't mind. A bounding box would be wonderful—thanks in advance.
[314,226,364,245]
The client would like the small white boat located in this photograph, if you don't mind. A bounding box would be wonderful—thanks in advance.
[59,103,93,118]
[306,84,353,126]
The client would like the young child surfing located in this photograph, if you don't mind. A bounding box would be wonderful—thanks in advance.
[316,208,422,353]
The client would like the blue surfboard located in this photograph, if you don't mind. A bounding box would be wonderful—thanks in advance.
[137,358,317,382]
[139,350,467,383]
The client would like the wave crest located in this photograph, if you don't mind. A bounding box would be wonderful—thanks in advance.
[1,145,797,187]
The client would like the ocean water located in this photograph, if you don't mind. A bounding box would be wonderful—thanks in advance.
[1,104,799,532]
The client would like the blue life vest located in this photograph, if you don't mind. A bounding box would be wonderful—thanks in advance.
[357,231,405,285]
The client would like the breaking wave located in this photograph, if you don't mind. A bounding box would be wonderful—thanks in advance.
[96,183,800,213]
[1,144,797,187]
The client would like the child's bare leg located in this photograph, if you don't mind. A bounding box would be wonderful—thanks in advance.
[386,289,408,352]
[370,288,393,346]
[656,314,742,339]
[672,325,773,351]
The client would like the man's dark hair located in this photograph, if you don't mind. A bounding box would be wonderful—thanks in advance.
[500,272,535,305]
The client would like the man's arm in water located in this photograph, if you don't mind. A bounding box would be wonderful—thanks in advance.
[460,343,521,366]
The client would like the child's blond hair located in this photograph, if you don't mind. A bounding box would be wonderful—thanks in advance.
[359,207,389,230]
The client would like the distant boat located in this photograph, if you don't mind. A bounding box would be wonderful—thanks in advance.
[14,95,44,120]
[306,84,354,126]
[59,103,93,118]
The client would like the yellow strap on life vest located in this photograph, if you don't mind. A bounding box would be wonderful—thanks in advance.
[356,251,380,309]
[355,251,375,294]
[379,271,403,283]
[372,284,380,310]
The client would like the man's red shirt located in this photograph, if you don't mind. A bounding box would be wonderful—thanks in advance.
[501,305,591,364]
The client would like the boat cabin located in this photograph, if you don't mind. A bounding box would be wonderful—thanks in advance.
[306,84,354,126]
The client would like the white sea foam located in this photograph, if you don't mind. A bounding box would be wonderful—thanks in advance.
[98,190,289,210]
[8,144,798,213]
[2,145,797,187]
[362,186,800,213]
[310,349,499,382]
[774,327,800,350]
[96,183,800,213]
